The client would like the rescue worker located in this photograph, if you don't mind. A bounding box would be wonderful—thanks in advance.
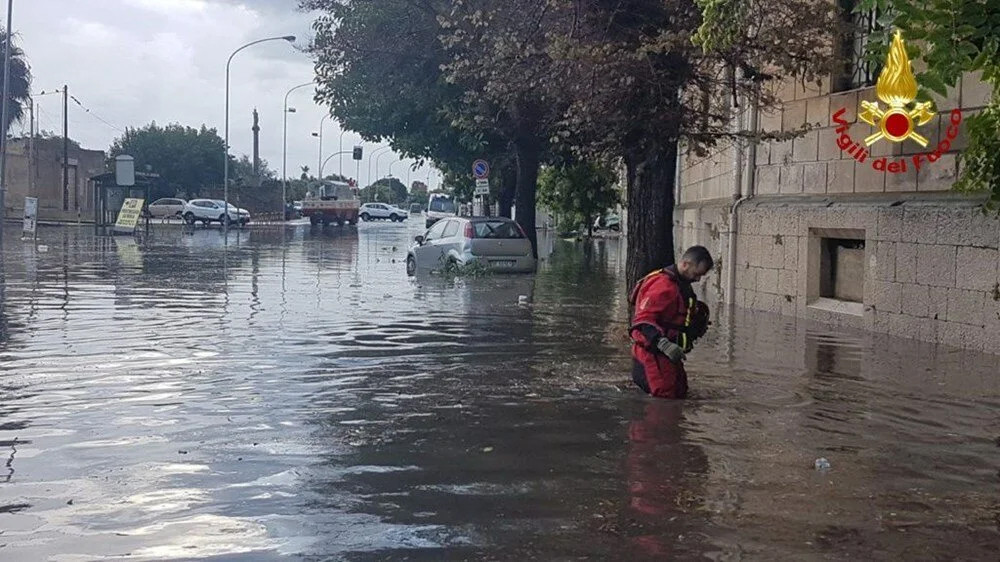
[628,246,714,399]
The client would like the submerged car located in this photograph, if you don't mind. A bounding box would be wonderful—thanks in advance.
[407,216,536,275]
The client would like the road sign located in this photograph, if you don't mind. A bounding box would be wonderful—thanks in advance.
[113,198,145,234]
[472,159,490,179]
[474,178,490,196]
[23,197,38,237]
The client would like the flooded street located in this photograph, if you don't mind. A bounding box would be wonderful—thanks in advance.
[0,222,998,561]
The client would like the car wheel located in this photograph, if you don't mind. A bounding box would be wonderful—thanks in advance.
[360,212,370,222]
[183,212,195,225]
[309,215,320,226]
[406,255,417,277]
[389,214,399,222]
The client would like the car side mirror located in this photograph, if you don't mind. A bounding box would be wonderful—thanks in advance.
[414,235,424,245]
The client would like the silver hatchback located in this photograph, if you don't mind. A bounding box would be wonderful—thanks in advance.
[407,217,536,275]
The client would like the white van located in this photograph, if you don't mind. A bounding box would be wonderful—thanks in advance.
[425,193,457,228]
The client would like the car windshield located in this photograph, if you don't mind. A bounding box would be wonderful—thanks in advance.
[429,198,455,213]
[472,220,523,239]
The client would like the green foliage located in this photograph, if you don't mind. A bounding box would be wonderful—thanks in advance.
[108,122,228,198]
[409,181,429,207]
[0,30,31,135]
[538,161,620,236]
[855,0,1000,207]
[360,177,407,204]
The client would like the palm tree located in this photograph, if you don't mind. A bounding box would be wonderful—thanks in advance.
[0,29,31,137]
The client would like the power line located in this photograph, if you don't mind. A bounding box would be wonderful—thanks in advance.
[68,94,124,133]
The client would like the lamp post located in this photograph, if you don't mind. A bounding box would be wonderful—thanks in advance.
[367,145,391,188]
[225,35,296,238]
[319,150,351,179]
[282,81,312,218]
[313,114,331,176]
[375,150,394,187]
[0,0,14,242]
[338,129,348,178]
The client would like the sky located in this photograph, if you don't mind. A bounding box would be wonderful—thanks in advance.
[11,0,441,190]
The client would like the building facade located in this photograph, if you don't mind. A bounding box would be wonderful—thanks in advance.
[675,50,998,353]
[2,137,107,223]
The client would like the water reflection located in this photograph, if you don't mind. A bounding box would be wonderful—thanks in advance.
[0,224,997,560]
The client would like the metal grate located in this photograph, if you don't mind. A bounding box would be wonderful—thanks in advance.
[835,1,883,91]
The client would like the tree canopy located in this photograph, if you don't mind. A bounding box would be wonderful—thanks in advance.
[854,0,1000,208]
[0,29,31,136]
[108,123,227,197]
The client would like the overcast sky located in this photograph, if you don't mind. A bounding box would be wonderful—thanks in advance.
[12,0,440,190]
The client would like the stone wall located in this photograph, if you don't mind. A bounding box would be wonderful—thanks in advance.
[673,70,999,353]
[2,138,107,222]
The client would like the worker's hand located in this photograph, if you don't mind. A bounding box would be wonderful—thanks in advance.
[656,338,685,364]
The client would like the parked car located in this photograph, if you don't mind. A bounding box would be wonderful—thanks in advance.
[409,203,423,214]
[359,202,408,222]
[182,199,250,226]
[426,193,457,228]
[407,216,536,276]
[147,197,187,218]
[593,213,621,232]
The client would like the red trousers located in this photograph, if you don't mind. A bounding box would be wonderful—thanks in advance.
[631,344,688,399]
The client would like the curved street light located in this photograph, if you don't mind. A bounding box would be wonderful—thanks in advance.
[319,150,351,179]
[375,150,395,186]
[224,34,296,237]
[282,81,313,216]
[367,145,392,188]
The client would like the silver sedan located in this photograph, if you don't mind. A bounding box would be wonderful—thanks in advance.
[407,217,536,275]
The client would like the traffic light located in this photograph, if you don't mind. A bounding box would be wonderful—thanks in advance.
[353,146,363,160]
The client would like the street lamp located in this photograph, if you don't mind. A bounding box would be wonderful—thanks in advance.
[314,114,331,175]
[339,129,348,178]
[0,0,14,239]
[388,158,405,180]
[319,150,352,179]
[283,81,313,217]
[225,34,296,238]
[375,150,394,186]
[367,145,391,188]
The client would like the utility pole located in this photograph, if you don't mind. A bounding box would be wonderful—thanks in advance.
[252,108,260,179]
[0,0,14,240]
[62,84,69,213]
[27,97,33,197]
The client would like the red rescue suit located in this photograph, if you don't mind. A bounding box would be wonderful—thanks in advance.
[628,266,709,399]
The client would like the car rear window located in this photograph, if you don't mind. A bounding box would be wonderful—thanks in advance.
[473,221,523,239]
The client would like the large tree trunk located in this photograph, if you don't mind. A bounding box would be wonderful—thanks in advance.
[624,139,678,294]
[514,137,540,258]
[499,165,516,218]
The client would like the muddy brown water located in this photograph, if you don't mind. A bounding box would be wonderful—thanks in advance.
[0,223,997,561]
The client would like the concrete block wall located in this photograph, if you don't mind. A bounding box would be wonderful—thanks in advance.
[731,199,1000,353]
[678,71,988,205]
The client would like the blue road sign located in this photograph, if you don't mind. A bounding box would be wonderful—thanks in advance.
[472,159,490,179]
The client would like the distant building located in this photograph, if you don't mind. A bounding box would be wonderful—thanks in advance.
[3,137,107,222]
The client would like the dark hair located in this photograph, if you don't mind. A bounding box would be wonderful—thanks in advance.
[682,245,714,270]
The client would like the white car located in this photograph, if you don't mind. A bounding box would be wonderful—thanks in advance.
[359,203,408,222]
[425,193,456,228]
[147,197,187,218]
[182,199,250,226]
[407,216,536,275]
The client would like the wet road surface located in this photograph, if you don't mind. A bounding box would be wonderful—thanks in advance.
[0,222,997,560]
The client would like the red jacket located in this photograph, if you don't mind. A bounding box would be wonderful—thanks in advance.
[629,267,697,352]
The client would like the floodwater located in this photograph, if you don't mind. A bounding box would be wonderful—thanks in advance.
[0,221,997,561]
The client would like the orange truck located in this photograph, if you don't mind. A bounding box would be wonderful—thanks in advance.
[301,180,360,226]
